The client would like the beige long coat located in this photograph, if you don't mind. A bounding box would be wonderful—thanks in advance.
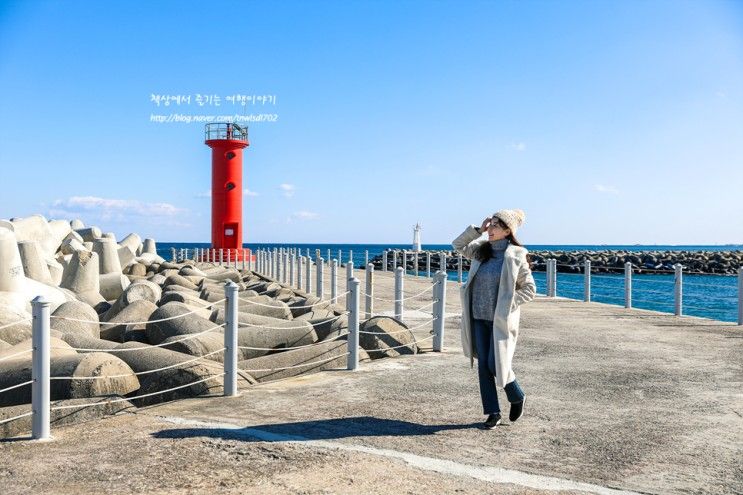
[452,225,537,388]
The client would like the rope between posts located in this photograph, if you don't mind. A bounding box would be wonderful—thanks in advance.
[241,353,348,373]
[358,317,435,335]
[237,291,350,308]
[411,300,438,312]
[0,349,33,363]
[0,380,34,395]
[0,318,30,331]
[237,312,350,330]
[238,332,350,351]
[53,323,226,352]
[361,282,438,303]
[0,411,33,426]
[51,300,227,326]
[50,373,226,411]
[365,334,434,352]
[49,348,228,380]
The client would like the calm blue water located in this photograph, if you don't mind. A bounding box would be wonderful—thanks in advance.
[158,242,741,324]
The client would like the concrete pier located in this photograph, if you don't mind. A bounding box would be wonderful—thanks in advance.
[0,267,740,494]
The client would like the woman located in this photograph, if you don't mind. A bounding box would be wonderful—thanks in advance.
[452,209,537,429]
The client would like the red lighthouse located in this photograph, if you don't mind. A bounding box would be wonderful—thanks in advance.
[205,122,249,260]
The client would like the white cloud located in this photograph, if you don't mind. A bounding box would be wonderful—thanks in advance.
[279,183,295,198]
[594,184,619,195]
[243,188,259,197]
[52,196,187,220]
[196,190,212,198]
[287,210,319,222]
[510,142,526,151]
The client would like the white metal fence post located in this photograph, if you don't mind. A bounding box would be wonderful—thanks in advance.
[346,261,353,310]
[171,247,176,262]
[414,251,419,277]
[426,252,431,278]
[365,250,369,268]
[283,250,288,283]
[297,256,303,290]
[219,248,224,267]
[227,249,231,267]
[394,266,404,321]
[584,259,591,302]
[433,271,447,352]
[289,253,295,286]
[392,250,397,271]
[223,281,238,397]
[305,255,312,294]
[674,263,683,316]
[457,254,463,284]
[330,259,338,305]
[31,295,50,441]
[738,267,743,325]
[382,250,388,272]
[625,262,632,308]
[347,277,360,371]
[349,250,353,266]
[441,252,447,276]
[365,263,374,318]
[316,258,324,299]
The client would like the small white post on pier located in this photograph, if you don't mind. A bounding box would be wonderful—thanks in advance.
[289,252,295,286]
[414,251,419,277]
[330,259,338,305]
[433,271,447,352]
[226,248,231,267]
[338,249,342,266]
[170,247,176,262]
[276,251,282,282]
[316,257,324,299]
[382,250,388,272]
[674,263,683,316]
[346,261,354,310]
[624,262,632,308]
[365,263,374,318]
[305,255,312,294]
[738,267,743,326]
[457,254,463,284]
[441,252,447,275]
[223,281,238,397]
[584,259,591,303]
[392,250,397,271]
[297,256,303,289]
[365,250,369,267]
[349,250,353,266]
[347,277,360,371]
[31,296,51,441]
[219,248,224,267]
[394,266,404,321]
[426,252,431,278]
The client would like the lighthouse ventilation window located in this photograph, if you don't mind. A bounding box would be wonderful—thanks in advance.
[225,182,236,191]
[225,151,236,159]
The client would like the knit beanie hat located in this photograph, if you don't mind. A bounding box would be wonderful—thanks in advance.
[493,209,526,234]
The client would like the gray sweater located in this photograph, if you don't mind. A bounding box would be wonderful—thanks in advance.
[470,238,510,321]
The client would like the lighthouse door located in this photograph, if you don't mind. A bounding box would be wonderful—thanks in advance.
[223,222,238,249]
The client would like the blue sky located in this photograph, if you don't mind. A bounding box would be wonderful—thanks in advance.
[0,0,741,245]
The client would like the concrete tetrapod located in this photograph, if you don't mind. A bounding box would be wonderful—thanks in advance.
[358,316,418,359]
[92,238,123,275]
[75,226,103,243]
[211,294,293,320]
[102,279,161,322]
[10,215,58,259]
[99,272,131,302]
[100,300,158,342]
[17,240,53,285]
[118,233,141,256]
[51,300,100,338]
[239,339,369,382]
[0,352,139,407]
[0,304,31,345]
[145,302,220,345]
[60,250,105,307]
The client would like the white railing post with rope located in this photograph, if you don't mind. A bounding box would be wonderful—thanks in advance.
[283,250,288,283]
[297,255,303,290]
[457,254,463,284]
[365,250,369,268]
[441,252,446,276]
[365,263,374,318]
[346,260,353,310]
[402,250,407,277]
[330,259,338,305]
[348,277,360,371]
[382,250,388,272]
[392,250,397,271]
[220,248,224,267]
[227,248,231,267]
[206,248,210,263]
[224,281,238,397]
[584,259,591,303]
[327,248,331,262]
[349,250,353,266]
[277,250,283,283]
[625,262,632,308]
[305,255,312,294]
[674,264,683,316]
[290,252,295,286]
[395,266,404,321]
[234,249,239,270]
[433,271,447,352]
[426,252,431,278]
[171,247,176,262]
[414,251,419,277]
[31,295,51,441]
[316,257,324,299]
[338,249,342,266]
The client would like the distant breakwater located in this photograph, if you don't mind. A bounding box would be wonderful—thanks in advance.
[369,249,742,275]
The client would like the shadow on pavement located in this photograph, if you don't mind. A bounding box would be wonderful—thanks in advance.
[152,416,483,442]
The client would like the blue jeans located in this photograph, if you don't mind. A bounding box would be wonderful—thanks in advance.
[472,318,525,414]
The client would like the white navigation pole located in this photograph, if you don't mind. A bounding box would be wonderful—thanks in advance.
[413,222,422,252]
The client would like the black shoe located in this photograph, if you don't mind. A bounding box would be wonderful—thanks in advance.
[509,397,525,422]
[483,413,502,429]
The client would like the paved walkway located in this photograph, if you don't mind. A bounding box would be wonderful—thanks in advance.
[2,271,741,494]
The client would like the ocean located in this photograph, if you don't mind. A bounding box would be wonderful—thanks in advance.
[157,242,742,324]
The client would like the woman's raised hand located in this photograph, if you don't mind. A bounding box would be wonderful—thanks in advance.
[480,217,491,232]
